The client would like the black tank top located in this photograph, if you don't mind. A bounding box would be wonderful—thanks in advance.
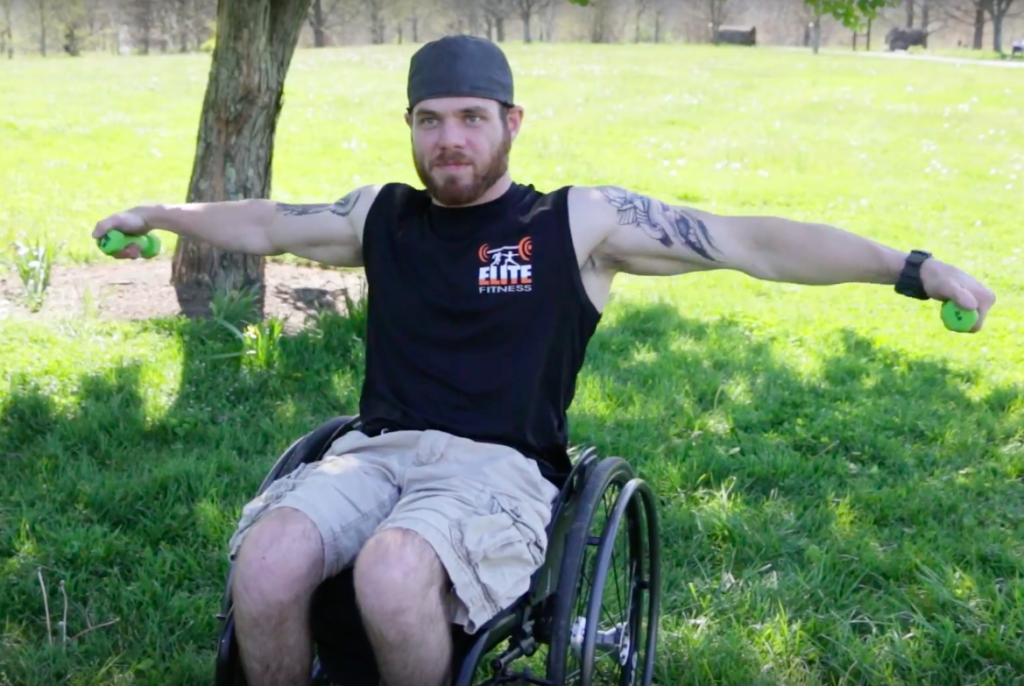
[356,181,602,479]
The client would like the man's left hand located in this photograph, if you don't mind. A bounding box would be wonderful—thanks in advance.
[921,258,996,332]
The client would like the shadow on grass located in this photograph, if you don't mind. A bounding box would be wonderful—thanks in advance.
[0,302,367,686]
[1,298,1022,685]
[569,301,1024,685]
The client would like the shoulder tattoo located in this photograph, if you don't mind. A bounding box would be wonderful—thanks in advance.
[276,189,363,218]
[596,185,719,262]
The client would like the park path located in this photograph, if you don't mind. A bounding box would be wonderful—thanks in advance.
[775,46,1024,69]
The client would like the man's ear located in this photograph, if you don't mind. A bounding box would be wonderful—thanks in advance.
[507,106,524,140]
[404,110,412,128]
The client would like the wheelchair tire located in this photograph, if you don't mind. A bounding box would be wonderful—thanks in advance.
[546,457,660,686]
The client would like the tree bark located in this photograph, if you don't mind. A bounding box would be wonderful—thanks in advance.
[171,0,312,319]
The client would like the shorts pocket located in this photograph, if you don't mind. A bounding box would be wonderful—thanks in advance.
[227,463,317,559]
[452,493,547,612]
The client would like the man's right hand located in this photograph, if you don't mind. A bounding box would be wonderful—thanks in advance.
[93,210,151,260]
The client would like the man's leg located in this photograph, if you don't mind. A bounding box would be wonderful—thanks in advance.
[353,528,454,686]
[231,508,323,686]
[226,432,406,686]
[352,430,561,686]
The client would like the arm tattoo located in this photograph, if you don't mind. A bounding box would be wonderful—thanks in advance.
[597,186,719,262]
[276,189,362,218]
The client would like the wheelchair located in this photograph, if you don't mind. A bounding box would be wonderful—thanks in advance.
[214,415,662,686]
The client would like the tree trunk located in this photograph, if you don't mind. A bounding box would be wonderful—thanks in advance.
[920,0,928,46]
[2,0,13,58]
[39,0,46,56]
[906,0,914,27]
[521,11,531,42]
[171,0,312,319]
[972,4,983,49]
[812,12,821,53]
[991,9,1002,52]
[310,0,325,46]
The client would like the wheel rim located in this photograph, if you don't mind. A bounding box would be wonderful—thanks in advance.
[554,468,631,685]
[580,478,648,686]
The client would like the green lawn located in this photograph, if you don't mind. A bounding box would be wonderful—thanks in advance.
[2,43,1023,686]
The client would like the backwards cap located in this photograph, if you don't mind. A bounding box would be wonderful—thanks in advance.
[407,35,514,111]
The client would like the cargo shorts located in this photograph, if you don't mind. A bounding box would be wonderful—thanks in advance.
[227,428,561,634]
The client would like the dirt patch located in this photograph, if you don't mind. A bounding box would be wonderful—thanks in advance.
[0,259,368,331]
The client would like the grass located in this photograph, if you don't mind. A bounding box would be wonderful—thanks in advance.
[1,42,1023,685]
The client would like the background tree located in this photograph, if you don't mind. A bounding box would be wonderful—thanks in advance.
[1,0,14,57]
[801,0,902,50]
[170,0,312,318]
[984,0,1020,52]
[939,0,989,48]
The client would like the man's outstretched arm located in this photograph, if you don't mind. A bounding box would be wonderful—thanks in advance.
[92,185,379,267]
[576,185,995,330]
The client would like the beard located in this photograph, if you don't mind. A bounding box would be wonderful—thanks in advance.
[414,126,512,206]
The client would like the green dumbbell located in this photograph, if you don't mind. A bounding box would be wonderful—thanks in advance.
[97,230,161,259]
[941,299,978,333]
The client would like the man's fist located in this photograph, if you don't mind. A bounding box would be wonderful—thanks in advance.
[921,258,996,333]
[93,211,150,260]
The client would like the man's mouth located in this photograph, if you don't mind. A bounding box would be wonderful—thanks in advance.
[435,160,471,170]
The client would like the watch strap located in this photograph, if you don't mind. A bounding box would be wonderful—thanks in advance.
[894,250,932,300]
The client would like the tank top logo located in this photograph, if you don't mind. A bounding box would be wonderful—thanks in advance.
[477,236,533,294]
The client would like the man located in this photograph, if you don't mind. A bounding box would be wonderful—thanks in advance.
[93,35,993,686]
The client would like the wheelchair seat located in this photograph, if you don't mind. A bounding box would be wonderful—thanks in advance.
[215,415,662,686]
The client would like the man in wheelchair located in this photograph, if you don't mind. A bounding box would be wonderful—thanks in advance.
[92,34,994,686]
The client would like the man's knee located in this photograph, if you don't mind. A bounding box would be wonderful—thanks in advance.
[232,507,325,610]
[353,528,449,620]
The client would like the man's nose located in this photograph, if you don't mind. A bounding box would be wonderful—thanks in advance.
[436,119,466,148]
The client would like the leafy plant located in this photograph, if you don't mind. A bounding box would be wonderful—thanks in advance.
[6,236,62,313]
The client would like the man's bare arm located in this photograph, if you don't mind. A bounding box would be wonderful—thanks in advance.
[581,185,906,284]
[575,185,995,329]
[93,186,378,267]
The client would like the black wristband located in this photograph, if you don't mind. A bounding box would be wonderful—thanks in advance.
[894,250,932,300]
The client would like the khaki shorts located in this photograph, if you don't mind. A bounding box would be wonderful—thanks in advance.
[227,428,561,634]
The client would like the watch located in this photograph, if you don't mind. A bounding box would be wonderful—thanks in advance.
[894,249,932,300]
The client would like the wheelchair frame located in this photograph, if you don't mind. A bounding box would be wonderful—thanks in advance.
[214,415,661,686]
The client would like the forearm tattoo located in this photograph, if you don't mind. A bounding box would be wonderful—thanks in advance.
[276,189,362,218]
[597,186,720,262]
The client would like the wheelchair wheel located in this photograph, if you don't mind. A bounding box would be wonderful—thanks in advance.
[546,457,660,686]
